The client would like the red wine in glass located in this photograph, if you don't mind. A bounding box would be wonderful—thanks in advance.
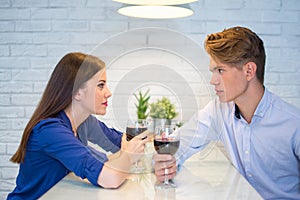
[126,120,148,173]
[154,138,179,155]
[154,124,180,189]
[126,126,147,141]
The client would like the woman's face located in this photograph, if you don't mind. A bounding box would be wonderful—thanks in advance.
[209,57,249,103]
[78,69,112,115]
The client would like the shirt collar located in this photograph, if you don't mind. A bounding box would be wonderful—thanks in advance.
[234,104,241,119]
[57,110,73,130]
[234,88,271,119]
[253,88,270,118]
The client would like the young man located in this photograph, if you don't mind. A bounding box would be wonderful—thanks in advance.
[153,26,300,199]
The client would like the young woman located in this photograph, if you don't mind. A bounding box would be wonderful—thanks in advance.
[8,52,150,199]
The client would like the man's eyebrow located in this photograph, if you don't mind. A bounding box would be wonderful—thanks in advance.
[209,66,219,71]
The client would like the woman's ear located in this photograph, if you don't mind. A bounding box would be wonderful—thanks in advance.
[73,89,82,101]
[244,62,257,81]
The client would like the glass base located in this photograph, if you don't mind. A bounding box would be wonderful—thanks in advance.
[129,154,154,174]
[130,166,146,174]
[155,179,177,189]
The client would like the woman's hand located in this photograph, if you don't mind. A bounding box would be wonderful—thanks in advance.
[153,154,177,182]
[98,131,150,188]
[121,131,150,164]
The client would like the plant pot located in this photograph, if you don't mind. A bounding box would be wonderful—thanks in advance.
[149,118,172,133]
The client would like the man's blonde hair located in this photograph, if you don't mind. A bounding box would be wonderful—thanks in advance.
[205,26,265,84]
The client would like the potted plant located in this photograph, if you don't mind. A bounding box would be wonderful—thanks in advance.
[133,89,151,120]
[149,97,178,128]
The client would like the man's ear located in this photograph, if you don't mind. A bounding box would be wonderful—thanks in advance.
[244,62,257,81]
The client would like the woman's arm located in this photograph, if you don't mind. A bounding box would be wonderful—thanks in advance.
[97,150,131,188]
[97,134,150,188]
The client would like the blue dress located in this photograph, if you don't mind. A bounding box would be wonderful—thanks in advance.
[7,111,123,200]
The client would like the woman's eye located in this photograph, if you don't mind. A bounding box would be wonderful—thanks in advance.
[97,83,105,89]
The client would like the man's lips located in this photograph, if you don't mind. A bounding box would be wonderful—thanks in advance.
[102,102,108,106]
[215,89,223,95]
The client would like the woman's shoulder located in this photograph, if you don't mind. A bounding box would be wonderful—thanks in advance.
[34,117,69,132]
[31,117,74,143]
[28,117,74,150]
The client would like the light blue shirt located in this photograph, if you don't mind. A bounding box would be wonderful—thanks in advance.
[177,89,300,199]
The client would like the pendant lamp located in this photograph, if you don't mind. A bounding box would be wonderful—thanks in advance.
[113,0,198,5]
[113,0,197,19]
[117,4,194,19]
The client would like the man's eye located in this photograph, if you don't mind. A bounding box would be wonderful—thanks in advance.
[97,83,105,89]
[218,69,224,73]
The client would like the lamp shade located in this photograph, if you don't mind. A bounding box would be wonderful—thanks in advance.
[113,0,198,6]
[117,4,194,19]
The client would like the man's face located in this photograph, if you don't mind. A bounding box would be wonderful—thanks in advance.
[209,57,249,103]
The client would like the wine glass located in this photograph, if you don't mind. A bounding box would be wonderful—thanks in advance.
[126,119,148,173]
[154,123,180,189]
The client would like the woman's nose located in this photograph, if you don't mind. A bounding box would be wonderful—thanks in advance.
[105,87,112,98]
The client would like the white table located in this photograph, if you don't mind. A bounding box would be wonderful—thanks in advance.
[41,145,262,200]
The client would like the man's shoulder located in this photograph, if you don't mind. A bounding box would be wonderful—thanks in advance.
[270,92,300,120]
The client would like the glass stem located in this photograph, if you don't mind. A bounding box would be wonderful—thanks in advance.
[164,168,169,185]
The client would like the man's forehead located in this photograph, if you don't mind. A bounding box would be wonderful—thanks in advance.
[209,59,232,71]
[208,58,218,69]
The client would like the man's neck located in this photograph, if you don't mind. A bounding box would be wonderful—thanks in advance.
[234,83,265,124]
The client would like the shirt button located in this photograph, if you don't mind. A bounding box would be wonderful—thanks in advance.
[245,150,249,154]
[248,174,252,177]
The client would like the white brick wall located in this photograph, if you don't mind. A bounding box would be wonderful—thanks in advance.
[0,0,300,199]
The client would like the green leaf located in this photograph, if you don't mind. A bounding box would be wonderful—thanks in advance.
[133,89,151,120]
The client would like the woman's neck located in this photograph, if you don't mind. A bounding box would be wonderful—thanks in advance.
[64,106,89,136]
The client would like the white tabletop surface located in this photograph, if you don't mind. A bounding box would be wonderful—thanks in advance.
[41,144,262,200]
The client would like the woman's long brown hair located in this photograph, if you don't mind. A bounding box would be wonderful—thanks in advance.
[10,52,105,163]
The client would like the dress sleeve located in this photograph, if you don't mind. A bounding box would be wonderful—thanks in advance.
[34,119,108,186]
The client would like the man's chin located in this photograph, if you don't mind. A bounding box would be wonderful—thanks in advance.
[218,97,231,103]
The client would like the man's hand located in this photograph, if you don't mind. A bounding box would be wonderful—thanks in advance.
[153,154,177,182]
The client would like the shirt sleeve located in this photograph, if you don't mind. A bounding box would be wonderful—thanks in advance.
[77,115,122,153]
[293,127,300,160]
[176,99,220,166]
[98,121,123,150]
[33,119,108,186]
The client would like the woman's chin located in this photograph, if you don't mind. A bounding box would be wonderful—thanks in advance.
[94,110,106,115]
